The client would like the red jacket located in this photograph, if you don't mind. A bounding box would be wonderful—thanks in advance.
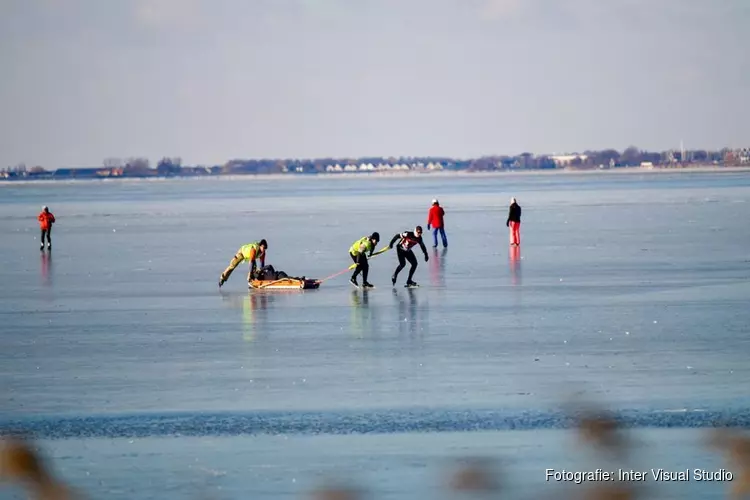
[427,205,444,229]
[38,211,55,230]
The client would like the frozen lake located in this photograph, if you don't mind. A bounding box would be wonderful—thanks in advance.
[1,171,750,499]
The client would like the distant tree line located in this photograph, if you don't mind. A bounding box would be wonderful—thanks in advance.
[3,147,748,180]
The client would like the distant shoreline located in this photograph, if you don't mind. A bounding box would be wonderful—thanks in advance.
[2,165,750,186]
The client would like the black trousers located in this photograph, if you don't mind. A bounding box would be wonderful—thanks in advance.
[40,228,51,246]
[393,247,418,282]
[350,252,369,282]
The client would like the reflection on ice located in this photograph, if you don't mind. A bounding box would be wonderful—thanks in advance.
[40,252,53,287]
[392,288,426,340]
[428,247,447,288]
[349,289,379,339]
[220,291,276,342]
[509,244,521,286]
[40,252,52,287]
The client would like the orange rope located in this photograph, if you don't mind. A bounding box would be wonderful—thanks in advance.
[316,266,352,283]
[316,247,391,284]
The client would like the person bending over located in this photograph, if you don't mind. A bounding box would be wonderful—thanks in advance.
[219,239,267,287]
[349,232,380,288]
[389,226,428,287]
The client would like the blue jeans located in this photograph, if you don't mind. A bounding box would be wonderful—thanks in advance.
[432,227,447,247]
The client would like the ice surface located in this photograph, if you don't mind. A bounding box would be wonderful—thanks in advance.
[1,171,750,499]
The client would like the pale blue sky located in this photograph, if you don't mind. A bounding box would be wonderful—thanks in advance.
[1,0,748,168]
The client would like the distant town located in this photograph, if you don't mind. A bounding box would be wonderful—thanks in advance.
[2,147,749,180]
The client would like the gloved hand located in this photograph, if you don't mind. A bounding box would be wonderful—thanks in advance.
[424,254,429,262]
[506,221,510,227]
[427,224,431,230]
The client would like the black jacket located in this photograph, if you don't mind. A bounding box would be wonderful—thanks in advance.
[389,231,428,258]
[506,203,521,226]
[253,265,291,280]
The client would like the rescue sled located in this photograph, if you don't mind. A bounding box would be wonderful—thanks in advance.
[249,277,321,290]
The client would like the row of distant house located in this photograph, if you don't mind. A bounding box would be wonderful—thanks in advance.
[320,162,443,173]
[724,148,750,164]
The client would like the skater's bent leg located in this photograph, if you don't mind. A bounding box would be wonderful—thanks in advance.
[221,252,244,281]
[393,248,406,279]
[406,251,418,281]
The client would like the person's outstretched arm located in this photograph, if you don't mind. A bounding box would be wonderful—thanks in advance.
[418,237,429,261]
[388,233,401,249]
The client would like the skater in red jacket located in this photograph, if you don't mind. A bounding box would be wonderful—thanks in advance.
[37,206,55,251]
[427,199,448,248]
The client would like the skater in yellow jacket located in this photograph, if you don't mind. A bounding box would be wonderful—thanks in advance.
[219,240,267,287]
